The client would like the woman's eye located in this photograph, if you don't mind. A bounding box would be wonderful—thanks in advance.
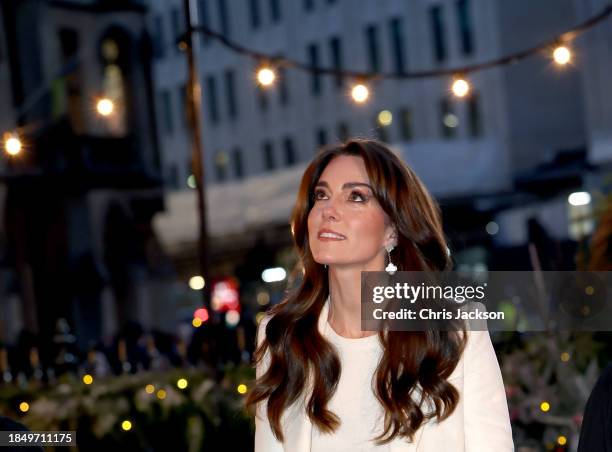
[313,190,327,200]
[349,191,366,202]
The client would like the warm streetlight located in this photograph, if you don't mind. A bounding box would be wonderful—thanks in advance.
[553,45,571,65]
[3,133,22,156]
[351,83,369,103]
[452,77,470,98]
[96,98,114,116]
[256,67,276,86]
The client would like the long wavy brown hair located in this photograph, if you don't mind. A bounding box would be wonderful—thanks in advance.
[246,139,467,445]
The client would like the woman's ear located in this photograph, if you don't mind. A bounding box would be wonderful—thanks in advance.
[386,225,398,248]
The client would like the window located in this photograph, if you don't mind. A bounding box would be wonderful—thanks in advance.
[316,128,328,147]
[329,36,343,88]
[399,108,413,141]
[375,115,389,142]
[160,90,174,134]
[263,141,275,170]
[307,43,322,95]
[217,0,230,37]
[270,0,281,22]
[440,97,457,138]
[430,6,447,62]
[178,84,188,127]
[389,17,406,74]
[249,0,261,29]
[152,16,166,58]
[303,0,314,11]
[456,0,474,55]
[170,7,183,54]
[467,93,481,137]
[167,164,179,188]
[365,24,380,72]
[257,86,269,111]
[198,0,211,45]
[224,69,238,119]
[283,136,296,166]
[205,75,219,123]
[279,67,290,106]
[337,122,349,142]
[215,150,228,182]
[233,148,244,179]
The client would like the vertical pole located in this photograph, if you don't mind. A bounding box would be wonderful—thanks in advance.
[182,0,211,313]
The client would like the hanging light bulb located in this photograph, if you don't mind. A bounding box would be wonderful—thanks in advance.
[96,98,114,116]
[256,66,276,86]
[351,83,370,103]
[451,77,470,98]
[553,45,571,65]
[3,132,22,156]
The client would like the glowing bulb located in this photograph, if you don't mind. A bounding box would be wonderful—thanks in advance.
[96,98,114,116]
[187,174,197,189]
[156,389,167,400]
[351,84,370,103]
[553,46,571,65]
[192,317,203,327]
[237,384,248,394]
[83,374,94,385]
[261,267,286,283]
[452,78,470,98]
[568,191,591,206]
[177,378,188,389]
[145,384,155,394]
[194,308,209,322]
[226,310,240,327]
[121,420,132,431]
[4,134,22,156]
[540,401,550,412]
[560,352,570,362]
[257,67,276,86]
[557,435,567,446]
[377,110,393,126]
[19,402,29,413]
[189,275,205,290]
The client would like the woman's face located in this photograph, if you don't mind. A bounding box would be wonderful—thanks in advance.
[307,155,396,269]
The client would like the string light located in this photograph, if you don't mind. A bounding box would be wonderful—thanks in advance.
[256,67,276,86]
[176,378,188,389]
[96,98,114,116]
[540,401,551,412]
[3,132,22,156]
[83,374,94,385]
[156,389,167,400]
[237,383,248,394]
[377,110,393,126]
[560,352,571,362]
[192,317,203,327]
[451,77,470,98]
[557,435,567,446]
[19,402,29,413]
[145,384,155,394]
[553,45,572,65]
[121,420,132,431]
[351,83,369,103]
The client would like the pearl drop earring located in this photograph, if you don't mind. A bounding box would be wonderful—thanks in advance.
[385,245,397,275]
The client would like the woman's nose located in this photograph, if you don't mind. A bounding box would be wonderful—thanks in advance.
[322,201,340,221]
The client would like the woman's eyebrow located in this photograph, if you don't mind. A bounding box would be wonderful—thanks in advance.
[315,181,373,190]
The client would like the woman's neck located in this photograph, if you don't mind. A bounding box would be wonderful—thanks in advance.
[327,266,378,338]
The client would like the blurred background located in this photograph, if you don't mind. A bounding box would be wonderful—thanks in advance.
[0,0,611,450]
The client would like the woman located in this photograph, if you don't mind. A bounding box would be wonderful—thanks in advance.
[246,140,513,451]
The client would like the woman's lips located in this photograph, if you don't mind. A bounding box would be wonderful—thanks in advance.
[318,229,347,240]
